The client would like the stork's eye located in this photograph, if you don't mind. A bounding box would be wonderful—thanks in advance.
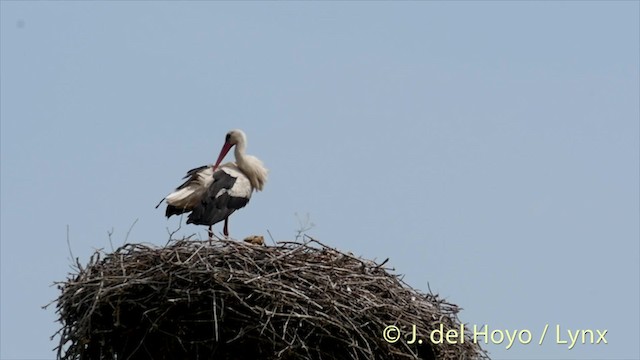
[225,133,231,142]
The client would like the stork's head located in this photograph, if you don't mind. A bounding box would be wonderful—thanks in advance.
[213,129,247,170]
[224,129,246,146]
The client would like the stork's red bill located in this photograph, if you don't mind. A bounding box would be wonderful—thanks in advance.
[156,129,268,239]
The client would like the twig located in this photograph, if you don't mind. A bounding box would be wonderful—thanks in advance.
[124,218,139,244]
[266,229,276,246]
[65,225,77,270]
[107,227,115,252]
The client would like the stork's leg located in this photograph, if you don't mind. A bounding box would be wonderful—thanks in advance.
[208,225,213,241]
[223,217,229,238]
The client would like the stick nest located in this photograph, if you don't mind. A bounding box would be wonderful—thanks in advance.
[52,237,488,360]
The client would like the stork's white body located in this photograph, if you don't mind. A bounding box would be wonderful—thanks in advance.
[165,162,253,206]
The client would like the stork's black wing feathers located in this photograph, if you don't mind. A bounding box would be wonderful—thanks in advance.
[165,204,188,218]
[155,165,210,211]
[187,170,249,226]
[176,165,210,190]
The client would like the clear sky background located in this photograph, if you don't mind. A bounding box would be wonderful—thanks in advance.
[1,2,638,359]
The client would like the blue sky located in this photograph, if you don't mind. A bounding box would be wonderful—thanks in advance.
[1,2,638,359]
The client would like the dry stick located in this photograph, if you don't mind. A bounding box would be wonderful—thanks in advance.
[266,229,276,246]
[124,218,139,244]
[65,225,75,264]
[107,227,116,252]
[166,218,183,244]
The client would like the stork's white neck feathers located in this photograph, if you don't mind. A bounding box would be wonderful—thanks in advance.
[230,130,267,191]
[235,154,267,191]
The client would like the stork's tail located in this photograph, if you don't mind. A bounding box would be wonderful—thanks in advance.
[155,198,165,209]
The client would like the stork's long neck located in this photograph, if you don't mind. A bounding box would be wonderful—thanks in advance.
[232,139,267,191]
[234,141,247,165]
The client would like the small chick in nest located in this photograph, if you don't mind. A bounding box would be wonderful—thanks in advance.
[243,235,265,246]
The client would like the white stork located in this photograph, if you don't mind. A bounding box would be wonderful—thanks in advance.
[156,129,268,238]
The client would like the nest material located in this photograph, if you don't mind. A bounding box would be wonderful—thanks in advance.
[52,237,488,360]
